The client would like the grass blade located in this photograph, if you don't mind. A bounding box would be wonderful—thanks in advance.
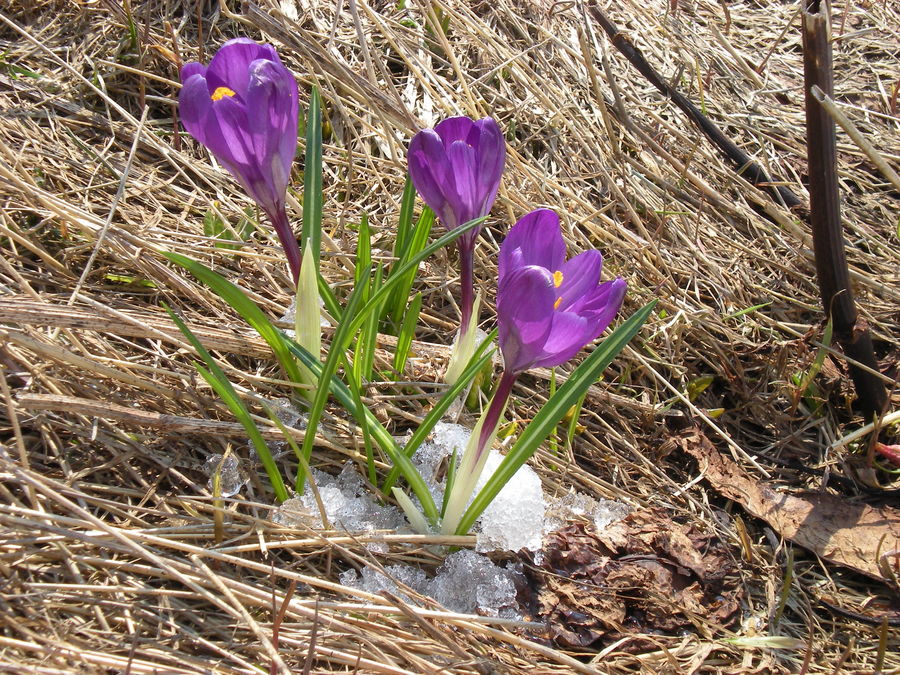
[163,251,305,388]
[295,245,322,402]
[302,86,323,264]
[354,213,371,287]
[454,300,657,534]
[350,215,481,341]
[347,369,377,486]
[165,305,289,503]
[318,271,341,322]
[440,449,459,518]
[393,176,416,262]
[284,336,439,523]
[261,402,330,528]
[389,207,435,327]
[380,329,497,494]
[354,263,383,386]
[392,292,422,376]
[297,266,369,492]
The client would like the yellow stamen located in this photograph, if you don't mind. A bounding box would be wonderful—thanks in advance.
[211,86,236,101]
[554,296,562,310]
[552,270,564,287]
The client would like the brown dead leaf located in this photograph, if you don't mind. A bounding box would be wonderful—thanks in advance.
[526,514,742,649]
[676,427,900,586]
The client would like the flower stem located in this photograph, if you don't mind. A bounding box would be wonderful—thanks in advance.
[476,369,517,462]
[457,239,475,334]
[439,368,518,535]
[268,204,302,285]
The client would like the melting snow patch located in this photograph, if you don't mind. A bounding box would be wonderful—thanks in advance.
[474,450,545,552]
[339,564,428,604]
[429,550,521,618]
[204,453,247,498]
[341,550,522,619]
[273,420,633,618]
[273,463,409,540]
[544,491,633,534]
[410,422,546,552]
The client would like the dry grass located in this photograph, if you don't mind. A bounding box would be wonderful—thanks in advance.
[1,0,898,671]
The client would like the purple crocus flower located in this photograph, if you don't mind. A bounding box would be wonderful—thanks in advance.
[408,116,505,242]
[433,207,630,535]
[408,117,506,340]
[497,208,627,374]
[440,210,626,534]
[475,209,626,459]
[179,38,302,283]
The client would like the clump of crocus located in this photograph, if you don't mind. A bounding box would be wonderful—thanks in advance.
[407,116,506,384]
[440,208,627,534]
[180,38,302,283]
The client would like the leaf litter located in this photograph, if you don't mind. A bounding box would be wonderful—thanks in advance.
[523,511,742,649]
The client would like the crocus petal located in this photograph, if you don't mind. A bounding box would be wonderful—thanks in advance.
[180,61,206,82]
[579,278,628,337]
[270,66,299,188]
[181,74,256,189]
[409,129,454,224]
[532,311,593,370]
[445,139,478,224]
[407,153,445,216]
[472,118,505,214]
[497,265,557,373]
[246,58,298,203]
[498,209,566,285]
[207,94,255,168]
[556,250,603,310]
[205,38,279,99]
[179,73,216,147]
[434,116,475,146]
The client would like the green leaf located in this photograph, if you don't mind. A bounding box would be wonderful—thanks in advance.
[295,245,322,402]
[392,487,429,534]
[354,263,384,386]
[297,266,370,492]
[392,292,421,375]
[354,215,482,341]
[203,205,256,252]
[104,273,156,288]
[261,402,329,527]
[302,87,323,264]
[389,207,435,327]
[455,301,657,535]
[237,206,258,239]
[686,375,715,402]
[355,213,371,288]
[284,336,439,523]
[162,252,305,388]
[318,271,341,322]
[725,301,772,320]
[380,329,497,494]
[165,305,289,503]
[793,317,833,415]
[203,208,229,245]
[393,177,416,262]
[565,389,589,447]
[346,369,378,486]
[797,317,833,397]
[440,449,459,518]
